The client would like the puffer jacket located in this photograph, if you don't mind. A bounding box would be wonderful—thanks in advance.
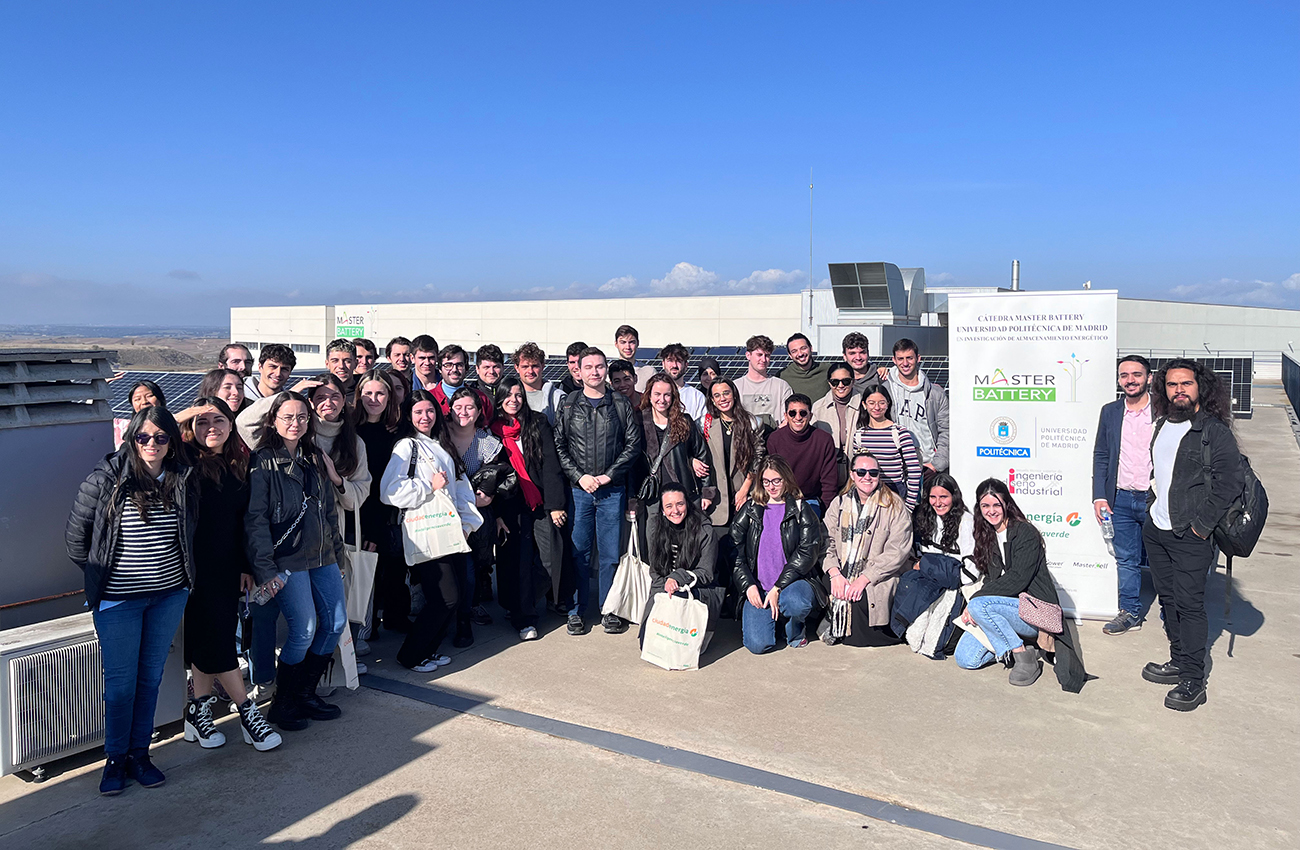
[65,449,198,608]
[729,497,823,597]
[553,388,644,486]
[1147,409,1243,539]
[245,445,344,585]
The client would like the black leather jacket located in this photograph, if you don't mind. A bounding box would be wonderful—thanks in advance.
[553,388,643,486]
[631,409,717,506]
[65,449,198,608]
[1147,409,1243,538]
[729,497,823,596]
[245,445,344,584]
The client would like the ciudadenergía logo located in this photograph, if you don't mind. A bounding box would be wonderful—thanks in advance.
[973,368,1056,402]
[1066,512,1081,526]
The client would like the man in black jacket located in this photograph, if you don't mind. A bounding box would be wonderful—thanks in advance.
[1142,359,1242,711]
[553,347,644,635]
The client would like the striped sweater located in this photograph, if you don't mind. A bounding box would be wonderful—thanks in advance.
[103,502,188,598]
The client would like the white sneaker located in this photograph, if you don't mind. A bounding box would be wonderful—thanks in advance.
[412,655,451,673]
[519,627,539,641]
[355,661,368,675]
[355,638,372,657]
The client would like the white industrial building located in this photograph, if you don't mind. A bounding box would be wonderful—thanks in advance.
[229,263,1300,372]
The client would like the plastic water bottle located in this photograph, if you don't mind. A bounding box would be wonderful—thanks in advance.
[1100,509,1116,558]
[252,570,292,606]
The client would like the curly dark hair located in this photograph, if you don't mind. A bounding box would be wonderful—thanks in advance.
[912,473,968,554]
[1152,358,1232,426]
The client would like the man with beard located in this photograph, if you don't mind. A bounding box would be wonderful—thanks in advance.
[1141,359,1242,712]
[1092,355,1155,635]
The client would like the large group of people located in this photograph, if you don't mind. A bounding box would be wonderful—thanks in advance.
[68,328,1246,797]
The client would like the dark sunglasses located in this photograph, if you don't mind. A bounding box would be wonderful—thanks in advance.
[134,433,171,446]
[787,409,810,419]
[851,467,880,478]
[828,378,853,387]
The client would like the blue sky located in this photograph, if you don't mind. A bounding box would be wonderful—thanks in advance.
[2,2,1296,326]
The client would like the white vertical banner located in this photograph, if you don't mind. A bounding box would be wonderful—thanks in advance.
[948,290,1119,619]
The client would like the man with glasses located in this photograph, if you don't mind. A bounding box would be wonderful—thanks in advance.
[431,344,492,419]
[765,394,838,514]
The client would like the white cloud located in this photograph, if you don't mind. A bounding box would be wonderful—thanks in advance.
[1168,273,1300,308]
[724,268,805,293]
[598,274,638,293]
[930,271,955,283]
[650,262,719,294]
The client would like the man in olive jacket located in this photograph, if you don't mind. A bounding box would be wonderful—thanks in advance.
[1142,359,1242,712]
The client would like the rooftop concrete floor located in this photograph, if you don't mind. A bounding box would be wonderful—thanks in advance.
[3,389,1297,850]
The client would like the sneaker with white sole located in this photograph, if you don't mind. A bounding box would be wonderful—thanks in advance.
[519,626,539,641]
[355,638,372,657]
[236,698,282,751]
[184,695,227,748]
[412,655,451,673]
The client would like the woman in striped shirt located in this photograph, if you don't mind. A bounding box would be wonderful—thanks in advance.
[66,406,197,797]
[849,386,923,509]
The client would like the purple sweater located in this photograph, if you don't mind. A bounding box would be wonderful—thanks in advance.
[757,502,787,591]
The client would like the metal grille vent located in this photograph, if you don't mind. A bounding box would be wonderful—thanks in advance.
[8,639,105,766]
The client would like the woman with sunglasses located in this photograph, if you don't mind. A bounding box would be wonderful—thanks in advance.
[66,406,196,795]
[849,385,923,509]
[811,362,862,487]
[729,457,822,653]
[818,452,913,647]
[958,478,1088,691]
[381,390,483,672]
[245,391,347,731]
[490,377,567,640]
[175,397,281,752]
[353,370,408,634]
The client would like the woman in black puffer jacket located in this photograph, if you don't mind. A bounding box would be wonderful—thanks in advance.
[66,406,196,796]
[729,456,822,654]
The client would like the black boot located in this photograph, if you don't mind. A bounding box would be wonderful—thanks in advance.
[266,659,310,732]
[298,652,342,721]
[452,616,474,648]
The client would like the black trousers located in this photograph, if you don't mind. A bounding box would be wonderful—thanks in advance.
[1143,523,1214,683]
[374,550,410,629]
[498,504,539,630]
[396,556,460,668]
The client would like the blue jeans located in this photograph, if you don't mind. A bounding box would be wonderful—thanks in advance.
[92,588,189,756]
[954,595,1040,668]
[568,485,625,617]
[1112,488,1148,616]
[260,565,347,667]
[741,578,815,654]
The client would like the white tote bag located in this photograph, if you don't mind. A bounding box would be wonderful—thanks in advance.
[323,621,360,691]
[343,508,378,623]
[602,516,652,624]
[640,589,708,671]
[401,488,472,566]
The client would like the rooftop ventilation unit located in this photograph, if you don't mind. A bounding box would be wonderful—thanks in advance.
[827,263,907,321]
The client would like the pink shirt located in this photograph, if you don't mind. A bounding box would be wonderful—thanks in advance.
[1116,397,1154,491]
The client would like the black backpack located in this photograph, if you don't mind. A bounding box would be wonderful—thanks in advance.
[1198,437,1268,559]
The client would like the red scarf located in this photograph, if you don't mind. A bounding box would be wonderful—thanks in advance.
[491,418,543,511]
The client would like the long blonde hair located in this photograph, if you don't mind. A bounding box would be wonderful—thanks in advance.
[839,451,902,511]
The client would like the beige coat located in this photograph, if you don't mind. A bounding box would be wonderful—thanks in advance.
[821,492,913,627]
[811,391,862,486]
